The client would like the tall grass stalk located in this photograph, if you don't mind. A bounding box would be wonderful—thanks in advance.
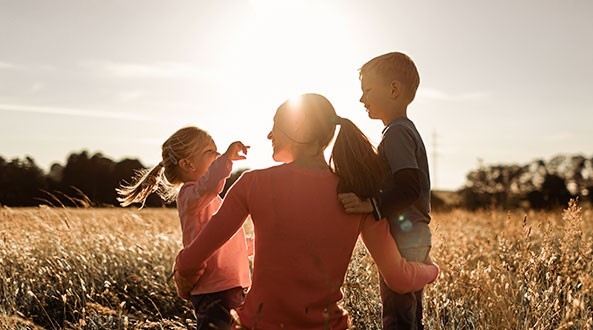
[1,201,591,329]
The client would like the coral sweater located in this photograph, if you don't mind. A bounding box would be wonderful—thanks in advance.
[176,164,438,329]
[177,155,251,295]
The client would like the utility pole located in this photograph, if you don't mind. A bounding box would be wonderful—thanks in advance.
[432,130,438,190]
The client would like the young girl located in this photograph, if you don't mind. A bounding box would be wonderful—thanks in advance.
[117,126,252,330]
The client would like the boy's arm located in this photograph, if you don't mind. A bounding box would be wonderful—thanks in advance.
[374,167,421,219]
[338,168,421,219]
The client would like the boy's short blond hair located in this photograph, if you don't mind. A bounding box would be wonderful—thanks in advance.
[359,52,420,103]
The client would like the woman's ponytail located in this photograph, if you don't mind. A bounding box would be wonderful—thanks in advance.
[330,118,385,199]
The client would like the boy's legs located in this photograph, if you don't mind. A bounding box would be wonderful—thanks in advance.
[190,287,245,330]
[380,246,431,330]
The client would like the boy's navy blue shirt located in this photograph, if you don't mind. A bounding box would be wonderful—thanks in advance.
[377,117,432,249]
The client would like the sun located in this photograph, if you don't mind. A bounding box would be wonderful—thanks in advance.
[220,0,355,106]
[194,0,369,170]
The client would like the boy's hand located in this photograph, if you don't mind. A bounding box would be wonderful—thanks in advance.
[224,141,250,161]
[338,193,374,214]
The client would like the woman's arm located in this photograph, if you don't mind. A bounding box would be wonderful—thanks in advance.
[174,172,251,296]
[360,216,438,293]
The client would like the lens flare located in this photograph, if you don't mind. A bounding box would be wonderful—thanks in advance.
[397,214,413,232]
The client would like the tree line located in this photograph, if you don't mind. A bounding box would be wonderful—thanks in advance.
[0,151,591,210]
[459,154,593,210]
[0,151,246,208]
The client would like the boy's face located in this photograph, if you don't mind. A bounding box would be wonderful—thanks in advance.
[359,72,394,122]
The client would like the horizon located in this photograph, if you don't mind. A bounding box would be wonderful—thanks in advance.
[3,148,591,193]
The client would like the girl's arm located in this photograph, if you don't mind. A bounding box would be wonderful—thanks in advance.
[174,171,252,296]
[360,216,439,293]
[182,141,249,210]
[181,154,233,210]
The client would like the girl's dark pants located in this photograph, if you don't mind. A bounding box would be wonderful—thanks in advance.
[190,286,245,330]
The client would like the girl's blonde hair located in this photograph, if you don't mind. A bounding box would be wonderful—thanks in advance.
[117,126,213,207]
[276,93,385,198]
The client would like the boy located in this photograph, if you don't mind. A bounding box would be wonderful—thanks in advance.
[339,52,432,330]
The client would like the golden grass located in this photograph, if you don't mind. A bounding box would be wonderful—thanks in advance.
[1,201,592,329]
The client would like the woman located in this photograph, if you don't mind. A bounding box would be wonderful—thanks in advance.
[174,93,438,329]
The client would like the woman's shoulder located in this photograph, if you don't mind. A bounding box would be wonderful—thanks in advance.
[242,164,289,176]
[239,164,336,183]
[229,164,287,186]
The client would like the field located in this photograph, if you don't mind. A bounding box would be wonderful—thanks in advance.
[1,202,592,330]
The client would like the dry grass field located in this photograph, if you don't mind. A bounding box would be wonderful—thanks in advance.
[1,201,592,329]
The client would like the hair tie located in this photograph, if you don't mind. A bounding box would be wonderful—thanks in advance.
[331,116,342,126]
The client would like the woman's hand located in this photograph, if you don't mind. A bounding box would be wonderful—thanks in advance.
[173,269,194,300]
[172,252,203,300]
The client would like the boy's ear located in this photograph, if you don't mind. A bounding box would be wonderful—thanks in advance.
[390,80,402,99]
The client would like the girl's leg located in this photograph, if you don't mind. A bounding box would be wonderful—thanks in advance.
[190,287,245,330]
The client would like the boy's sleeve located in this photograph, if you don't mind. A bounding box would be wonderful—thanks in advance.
[382,126,418,173]
[372,126,421,219]
[373,168,421,219]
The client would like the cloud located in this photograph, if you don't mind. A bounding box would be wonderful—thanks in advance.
[116,90,146,102]
[78,60,223,82]
[0,61,17,70]
[418,87,489,102]
[0,103,157,122]
[541,132,574,142]
[30,82,46,93]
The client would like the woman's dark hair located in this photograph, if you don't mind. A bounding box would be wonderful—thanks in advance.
[277,93,385,198]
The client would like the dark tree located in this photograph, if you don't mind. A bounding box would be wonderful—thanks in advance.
[0,156,47,206]
[539,174,572,209]
[59,151,134,206]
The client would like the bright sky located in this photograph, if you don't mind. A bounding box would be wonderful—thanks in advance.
[1,0,592,191]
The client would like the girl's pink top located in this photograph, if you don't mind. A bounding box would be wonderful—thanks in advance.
[177,164,438,329]
[177,155,251,295]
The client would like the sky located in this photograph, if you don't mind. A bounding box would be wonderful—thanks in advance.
[1,0,592,191]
